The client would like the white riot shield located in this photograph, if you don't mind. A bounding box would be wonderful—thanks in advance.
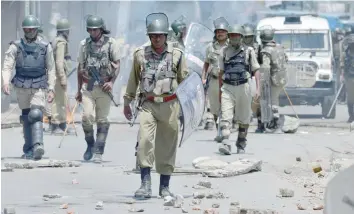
[176,72,205,147]
[324,164,354,214]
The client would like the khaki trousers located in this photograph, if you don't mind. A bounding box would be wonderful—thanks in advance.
[345,77,354,103]
[137,99,179,175]
[81,84,111,126]
[43,92,52,117]
[51,80,67,124]
[207,77,220,116]
[15,87,46,110]
[251,85,282,115]
[220,83,252,138]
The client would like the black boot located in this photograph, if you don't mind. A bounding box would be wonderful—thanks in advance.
[236,124,249,154]
[347,103,354,123]
[21,114,33,159]
[135,167,152,198]
[93,123,110,163]
[28,107,45,160]
[255,118,265,133]
[159,174,173,197]
[83,125,95,161]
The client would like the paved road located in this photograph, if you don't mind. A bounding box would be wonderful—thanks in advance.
[2,123,354,213]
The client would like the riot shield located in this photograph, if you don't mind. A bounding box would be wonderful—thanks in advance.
[260,65,273,123]
[176,72,205,147]
[324,164,354,214]
[146,12,169,28]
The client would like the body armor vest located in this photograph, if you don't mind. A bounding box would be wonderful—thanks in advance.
[11,38,48,89]
[83,35,112,89]
[344,48,354,76]
[141,46,176,95]
[223,49,249,86]
[261,43,288,87]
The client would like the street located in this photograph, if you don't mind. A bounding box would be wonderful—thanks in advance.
[1,113,354,213]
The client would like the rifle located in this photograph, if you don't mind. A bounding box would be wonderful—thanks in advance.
[129,92,144,127]
[87,65,119,107]
[204,72,211,94]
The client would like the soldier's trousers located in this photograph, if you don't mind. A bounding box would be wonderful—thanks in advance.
[51,80,67,124]
[220,83,252,138]
[207,77,220,116]
[43,91,52,117]
[345,77,354,104]
[137,99,179,175]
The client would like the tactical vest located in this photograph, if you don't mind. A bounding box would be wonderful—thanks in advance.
[223,49,249,86]
[140,46,176,95]
[82,35,112,84]
[52,36,72,76]
[207,42,224,77]
[11,38,48,89]
[261,43,288,87]
[344,48,354,76]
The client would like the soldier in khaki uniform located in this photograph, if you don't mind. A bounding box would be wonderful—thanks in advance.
[170,16,187,50]
[1,15,56,160]
[123,13,188,199]
[340,38,354,123]
[50,18,73,134]
[201,17,229,135]
[254,29,288,133]
[76,15,121,163]
[218,25,260,155]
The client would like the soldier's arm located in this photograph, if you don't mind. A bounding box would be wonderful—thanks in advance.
[55,41,67,85]
[123,51,141,106]
[260,53,271,78]
[176,50,189,84]
[46,43,56,91]
[77,41,85,92]
[202,45,211,81]
[1,44,17,85]
[340,50,345,77]
[109,38,121,84]
[249,48,261,91]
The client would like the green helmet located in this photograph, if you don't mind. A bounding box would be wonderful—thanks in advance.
[213,17,229,32]
[146,13,169,34]
[56,18,70,31]
[228,24,244,36]
[243,25,255,36]
[171,20,186,35]
[260,28,274,42]
[86,15,104,29]
[22,15,40,29]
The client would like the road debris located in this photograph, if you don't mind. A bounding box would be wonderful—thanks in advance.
[191,199,201,205]
[163,196,175,206]
[279,188,294,197]
[60,203,69,209]
[182,207,188,213]
[296,157,302,162]
[313,204,323,210]
[3,207,16,214]
[197,180,212,188]
[211,203,220,208]
[43,194,62,199]
[284,169,292,174]
[203,208,219,214]
[296,203,306,210]
[95,201,103,210]
[128,207,144,212]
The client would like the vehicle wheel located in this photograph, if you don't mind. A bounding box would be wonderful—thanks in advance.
[322,96,336,119]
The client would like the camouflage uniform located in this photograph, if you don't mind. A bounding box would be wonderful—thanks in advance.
[341,39,354,123]
[123,13,189,199]
[50,18,73,134]
[256,29,288,132]
[77,15,121,163]
[218,25,260,155]
[1,15,56,160]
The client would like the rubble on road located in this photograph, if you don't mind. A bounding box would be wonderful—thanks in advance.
[280,115,300,133]
[193,157,262,178]
[2,159,81,170]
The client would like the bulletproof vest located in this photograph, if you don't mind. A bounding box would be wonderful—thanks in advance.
[207,42,225,77]
[261,43,288,87]
[344,48,354,76]
[52,36,72,76]
[223,48,249,86]
[10,38,48,89]
[83,35,112,81]
[141,46,176,95]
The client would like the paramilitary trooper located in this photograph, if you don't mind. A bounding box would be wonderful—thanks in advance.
[341,37,354,123]
[256,28,288,132]
[1,15,56,159]
[50,18,73,134]
[76,15,121,163]
[202,17,229,134]
[218,24,260,155]
[170,16,187,50]
[123,12,189,199]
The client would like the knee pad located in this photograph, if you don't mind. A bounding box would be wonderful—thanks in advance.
[28,106,43,124]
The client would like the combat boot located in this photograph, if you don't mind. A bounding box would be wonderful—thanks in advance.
[218,143,231,155]
[93,123,110,163]
[236,124,249,154]
[159,175,174,197]
[135,167,152,199]
[255,119,265,133]
[347,103,354,123]
[21,114,33,159]
[83,125,95,161]
[204,113,215,130]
